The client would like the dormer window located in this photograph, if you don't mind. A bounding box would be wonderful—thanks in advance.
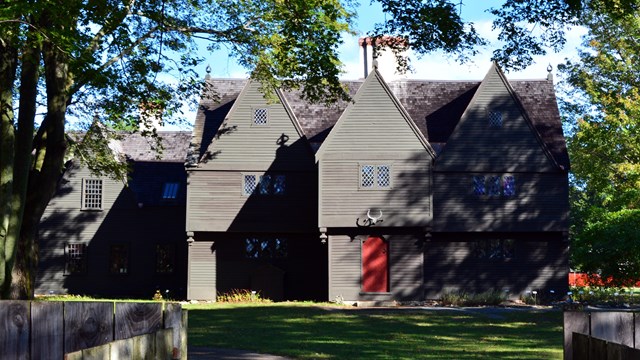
[253,108,268,125]
[488,110,503,127]
[162,182,179,199]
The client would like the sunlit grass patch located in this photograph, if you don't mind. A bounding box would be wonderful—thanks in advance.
[186,303,563,359]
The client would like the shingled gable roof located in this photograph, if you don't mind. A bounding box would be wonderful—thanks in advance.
[315,67,435,158]
[119,131,192,162]
[191,67,569,169]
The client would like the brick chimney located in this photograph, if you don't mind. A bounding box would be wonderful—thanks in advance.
[359,36,409,80]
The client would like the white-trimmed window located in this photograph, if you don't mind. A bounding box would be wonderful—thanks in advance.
[82,179,103,210]
[65,243,87,275]
[243,174,286,196]
[162,182,179,199]
[253,108,268,125]
[360,164,392,189]
[488,110,503,127]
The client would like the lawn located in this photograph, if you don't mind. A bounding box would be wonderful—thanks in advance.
[185,303,563,359]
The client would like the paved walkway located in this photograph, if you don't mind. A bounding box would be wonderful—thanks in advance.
[189,346,292,360]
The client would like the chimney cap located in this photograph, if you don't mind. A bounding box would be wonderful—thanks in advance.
[359,36,408,48]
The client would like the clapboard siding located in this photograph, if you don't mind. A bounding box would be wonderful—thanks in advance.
[320,152,431,227]
[36,162,187,299]
[328,235,361,301]
[46,164,125,210]
[188,241,216,300]
[328,233,424,302]
[436,65,557,172]
[388,234,423,300]
[319,72,427,156]
[433,172,569,231]
[423,233,568,298]
[37,207,187,298]
[318,70,432,228]
[197,81,313,170]
[187,170,317,232]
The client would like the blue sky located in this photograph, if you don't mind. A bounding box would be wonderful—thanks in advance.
[170,1,586,129]
[202,1,585,81]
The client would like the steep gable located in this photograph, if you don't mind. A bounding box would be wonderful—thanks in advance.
[317,69,433,159]
[435,63,559,172]
[196,80,313,171]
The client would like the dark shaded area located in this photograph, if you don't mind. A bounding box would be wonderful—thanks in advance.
[209,136,326,301]
[37,161,188,300]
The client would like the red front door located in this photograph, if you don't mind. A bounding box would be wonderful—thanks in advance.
[362,236,389,292]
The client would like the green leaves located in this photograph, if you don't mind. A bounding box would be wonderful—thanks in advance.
[573,210,640,287]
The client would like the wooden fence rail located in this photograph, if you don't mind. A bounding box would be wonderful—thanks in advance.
[564,310,640,360]
[0,300,186,360]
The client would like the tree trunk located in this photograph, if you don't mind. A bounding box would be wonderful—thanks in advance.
[0,36,18,298]
[1,26,41,299]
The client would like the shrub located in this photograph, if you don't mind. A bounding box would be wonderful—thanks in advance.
[440,290,507,306]
[217,289,272,303]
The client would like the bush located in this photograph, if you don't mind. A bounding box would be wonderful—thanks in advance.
[217,289,272,303]
[440,290,507,306]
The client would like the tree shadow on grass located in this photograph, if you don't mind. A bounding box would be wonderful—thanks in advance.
[187,305,562,360]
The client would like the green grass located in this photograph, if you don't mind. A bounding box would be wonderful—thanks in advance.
[186,303,563,359]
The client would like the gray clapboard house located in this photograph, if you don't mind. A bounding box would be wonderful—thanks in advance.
[36,132,191,299]
[185,62,569,302]
[36,61,569,302]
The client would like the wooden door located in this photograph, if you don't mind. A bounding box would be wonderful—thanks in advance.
[362,236,389,292]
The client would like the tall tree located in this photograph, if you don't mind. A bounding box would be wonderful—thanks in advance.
[559,1,640,282]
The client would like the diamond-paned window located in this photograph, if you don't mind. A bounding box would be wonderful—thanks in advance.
[473,239,514,260]
[361,165,375,188]
[274,175,286,195]
[65,243,87,274]
[245,238,288,259]
[253,108,268,125]
[503,175,516,196]
[473,176,486,195]
[259,175,271,195]
[82,179,103,210]
[361,164,391,189]
[243,175,257,195]
[162,182,179,199]
[377,165,391,188]
[488,110,503,127]
[488,176,502,196]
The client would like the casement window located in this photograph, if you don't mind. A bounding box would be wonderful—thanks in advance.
[245,237,288,259]
[473,175,516,197]
[488,110,503,127]
[155,244,175,274]
[109,244,130,275]
[488,176,502,196]
[81,179,103,210]
[243,174,286,196]
[473,239,514,260]
[64,243,87,275]
[162,182,179,199]
[360,164,392,189]
[473,175,486,195]
[252,108,269,126]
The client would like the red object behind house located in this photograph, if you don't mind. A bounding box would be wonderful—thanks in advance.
[569,272,640,287]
